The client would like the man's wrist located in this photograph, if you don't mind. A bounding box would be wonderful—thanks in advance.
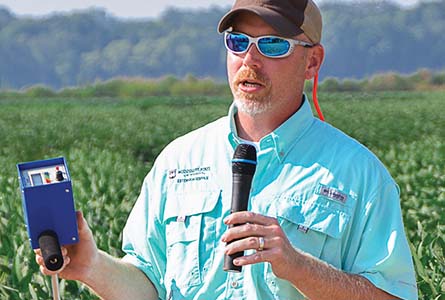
[80,249,104,286]
[277,247,309,283]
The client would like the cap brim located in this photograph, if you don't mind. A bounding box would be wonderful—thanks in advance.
[217,7,303,38]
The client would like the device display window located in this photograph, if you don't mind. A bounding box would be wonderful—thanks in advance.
[23,165,68,187]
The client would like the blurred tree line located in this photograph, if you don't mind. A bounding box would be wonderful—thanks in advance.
[2,70,443,100]
[0,0,444,89]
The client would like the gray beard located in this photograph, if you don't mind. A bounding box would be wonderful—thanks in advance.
[233,95,272,117]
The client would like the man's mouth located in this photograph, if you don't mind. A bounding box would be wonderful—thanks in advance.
[233,69,269,94]
[241,80,263,88]
[238,79,265,91]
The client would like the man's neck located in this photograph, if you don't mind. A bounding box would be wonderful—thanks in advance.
[235,112,275,142]
[235,97,304,142]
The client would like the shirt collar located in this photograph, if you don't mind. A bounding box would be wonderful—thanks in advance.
[227,94,315,162]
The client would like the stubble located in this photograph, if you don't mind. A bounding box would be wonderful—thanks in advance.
[232,68,273,116]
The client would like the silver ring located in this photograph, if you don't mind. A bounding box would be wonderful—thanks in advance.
[258,236,265,251]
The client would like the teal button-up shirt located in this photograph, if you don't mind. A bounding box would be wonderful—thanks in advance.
[122,96,418,300]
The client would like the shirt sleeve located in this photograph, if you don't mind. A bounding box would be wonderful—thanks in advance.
[350,181,418,300]
[121,166,168,300]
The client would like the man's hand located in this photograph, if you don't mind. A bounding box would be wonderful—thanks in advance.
[221,211,301,280]
[34,210,158,300]
[34,211,99,282]
[221,211,399,300]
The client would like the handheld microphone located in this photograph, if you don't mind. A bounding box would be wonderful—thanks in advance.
[224,143,257,272]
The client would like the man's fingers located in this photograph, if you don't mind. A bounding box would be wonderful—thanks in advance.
[35,246,70,276]
[232,250,268,267]
[36,254,43,266]
[38,255,71,276]
[224,211,277,226]
[39,264,61,276]
[222,222,266,242]
[225,236,270,255]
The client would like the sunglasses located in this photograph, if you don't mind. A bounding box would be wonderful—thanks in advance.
[224,31,314,58]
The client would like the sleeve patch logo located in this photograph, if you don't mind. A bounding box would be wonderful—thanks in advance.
[316,184,348,204]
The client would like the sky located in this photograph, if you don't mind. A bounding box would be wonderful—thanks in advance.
[0,0,424,19]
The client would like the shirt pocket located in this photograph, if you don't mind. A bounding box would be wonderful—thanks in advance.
[163,190,220,297]
[276,197,350,257]
[265,197,351,299]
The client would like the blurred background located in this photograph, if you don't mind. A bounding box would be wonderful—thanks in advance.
[0,0,444,90]
[0,1,443,299]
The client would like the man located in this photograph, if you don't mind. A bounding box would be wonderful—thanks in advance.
[36,0,418,299]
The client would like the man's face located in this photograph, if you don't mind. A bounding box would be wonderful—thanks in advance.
[226,12,310,117]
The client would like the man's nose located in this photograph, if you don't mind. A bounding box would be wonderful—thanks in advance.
[242,44,263,69]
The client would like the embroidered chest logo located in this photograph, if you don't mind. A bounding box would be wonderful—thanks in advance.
[168,166,211,184]
[168,169,177,179]
[316,185,348,204]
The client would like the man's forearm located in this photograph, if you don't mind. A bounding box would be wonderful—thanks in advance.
[288,250,399,300]
[83,250,158,300]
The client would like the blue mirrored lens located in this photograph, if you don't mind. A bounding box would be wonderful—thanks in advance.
[258,37,290,57]
[225,32,292,57]
[226,33,249,52]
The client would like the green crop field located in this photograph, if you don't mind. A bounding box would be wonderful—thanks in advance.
[0,91,444,299]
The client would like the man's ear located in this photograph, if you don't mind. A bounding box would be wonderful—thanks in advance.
[305,44,324,80]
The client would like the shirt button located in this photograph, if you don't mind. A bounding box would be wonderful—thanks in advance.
[231,281,238,288]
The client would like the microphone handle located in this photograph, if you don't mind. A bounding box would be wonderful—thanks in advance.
[223,173,254,272]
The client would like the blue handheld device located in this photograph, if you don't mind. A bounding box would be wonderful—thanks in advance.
[17,157,78,271]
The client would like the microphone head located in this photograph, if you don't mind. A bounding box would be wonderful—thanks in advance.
[232,144,257,175]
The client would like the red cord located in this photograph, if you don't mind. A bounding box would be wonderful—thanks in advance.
[312,72,325,121]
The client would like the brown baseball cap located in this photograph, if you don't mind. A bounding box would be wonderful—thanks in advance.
[218,0,322,44]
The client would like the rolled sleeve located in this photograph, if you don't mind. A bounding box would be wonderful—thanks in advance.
[122,169,167,300]
[351,181,418,300]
